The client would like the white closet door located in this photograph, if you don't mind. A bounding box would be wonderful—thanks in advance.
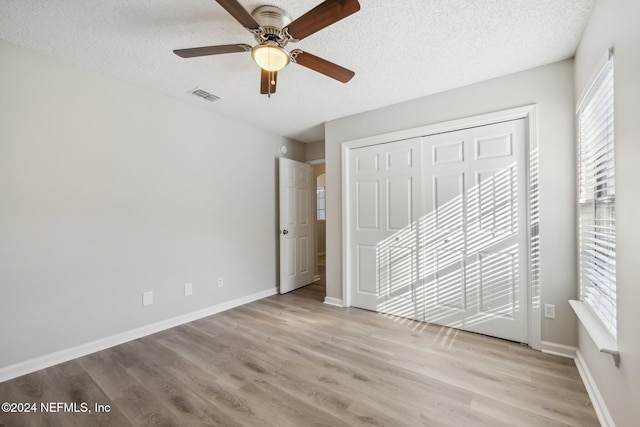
[421,119,528,342]
[348,138,422,318]
[347,119,528,343]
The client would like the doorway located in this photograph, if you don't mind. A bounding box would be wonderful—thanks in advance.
[313,165,327,289]
[279,157,314,293]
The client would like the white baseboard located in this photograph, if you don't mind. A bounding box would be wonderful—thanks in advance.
[574,349,616,427]
[313,275,321,282]
[323,297,343,307]
[538,341,614,426]
[0,287,278,383]
[318,252,326,256]
[540,341,577,358]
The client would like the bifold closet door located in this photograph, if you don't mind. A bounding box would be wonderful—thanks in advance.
[421,119,528,343]
[348,138,422,319]
[347,119,528,343]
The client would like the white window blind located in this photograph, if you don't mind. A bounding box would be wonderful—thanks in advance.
[577,51,616,337]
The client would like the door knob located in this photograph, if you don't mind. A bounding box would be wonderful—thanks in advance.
[282,229,289,235]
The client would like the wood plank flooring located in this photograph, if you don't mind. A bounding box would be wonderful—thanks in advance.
[0,273,598,426]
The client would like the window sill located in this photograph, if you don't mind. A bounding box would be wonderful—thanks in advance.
[569,300,619,367]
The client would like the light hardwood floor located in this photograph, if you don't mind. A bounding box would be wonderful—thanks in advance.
[0,261,598,426]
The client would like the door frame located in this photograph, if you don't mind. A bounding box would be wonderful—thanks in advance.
[342,104,541,350]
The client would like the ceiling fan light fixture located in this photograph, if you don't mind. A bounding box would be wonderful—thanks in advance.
[252,42,290,72]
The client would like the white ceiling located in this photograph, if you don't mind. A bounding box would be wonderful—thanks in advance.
[0,0,593,143]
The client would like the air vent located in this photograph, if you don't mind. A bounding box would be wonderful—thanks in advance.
[190,88,220,102]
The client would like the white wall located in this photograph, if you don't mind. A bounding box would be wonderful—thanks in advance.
[574,0,640,425]
[325,59,578,346]
[0,39,303,370]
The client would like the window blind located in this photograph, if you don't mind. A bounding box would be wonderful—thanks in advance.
[577,52,616,337]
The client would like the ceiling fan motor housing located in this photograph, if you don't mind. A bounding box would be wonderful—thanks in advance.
[251,5,291,44]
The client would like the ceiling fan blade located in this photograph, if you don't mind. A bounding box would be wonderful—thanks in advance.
[173,44,251,58]
[260,69,278,95]
[285,0,360,41]
[215,0,261,31]
[291,50,354,83]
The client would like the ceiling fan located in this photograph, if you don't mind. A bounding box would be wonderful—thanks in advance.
[173,0,360,96]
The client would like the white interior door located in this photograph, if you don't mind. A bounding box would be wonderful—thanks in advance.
[279,157,314,294]
[347,119,528,343]
[421,119,528,342]
[348,138,422,318]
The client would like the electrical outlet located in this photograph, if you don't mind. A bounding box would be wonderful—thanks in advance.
[184,282,192,296]
[544,303,556,319]
[218,277,224,288]
[143,291,153,307]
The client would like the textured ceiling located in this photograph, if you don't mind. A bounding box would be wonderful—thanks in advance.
[0,0,593,143]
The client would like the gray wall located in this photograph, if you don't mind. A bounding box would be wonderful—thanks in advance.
[574,0,640,424]
[305,141,325,162]
[325,59,577,346]
[0,39,303,369]
[316,221,326,255]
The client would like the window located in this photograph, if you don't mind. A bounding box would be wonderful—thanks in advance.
[577,51,616,337]
[317,187,326,220]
